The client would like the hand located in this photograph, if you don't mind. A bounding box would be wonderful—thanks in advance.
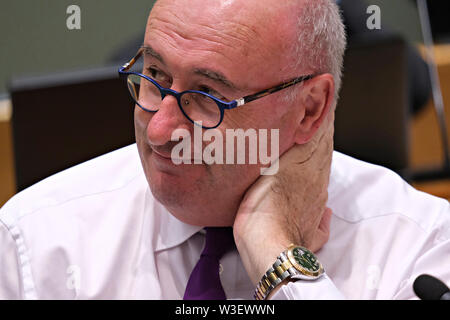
[233,126,334,286]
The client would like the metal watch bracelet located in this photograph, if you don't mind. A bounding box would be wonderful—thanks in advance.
[254,251,298,300]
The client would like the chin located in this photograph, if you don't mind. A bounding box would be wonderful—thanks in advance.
[139,145,251,227]
[147,170,237,227]
[167,205,236,227]
[147,166,187,208]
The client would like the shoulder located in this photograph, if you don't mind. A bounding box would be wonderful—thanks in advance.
[329,151,450,237]
[0,144,156,299]
[0,144,146,227]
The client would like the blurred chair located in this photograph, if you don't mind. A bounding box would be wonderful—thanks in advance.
[334,35,411,177]
[10,66,135,191]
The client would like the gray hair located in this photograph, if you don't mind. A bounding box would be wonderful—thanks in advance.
[285,0,347,104]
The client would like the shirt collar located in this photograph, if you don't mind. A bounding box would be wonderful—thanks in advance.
[145,188,204,252]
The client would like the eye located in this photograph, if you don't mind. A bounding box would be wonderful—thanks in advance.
[199,86,227,101]
[145,66,171,85]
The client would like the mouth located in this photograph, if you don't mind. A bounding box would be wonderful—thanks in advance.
[150,146,202,164]
[151,148,172,160]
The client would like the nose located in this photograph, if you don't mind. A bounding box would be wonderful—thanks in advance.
[146,94,191,146]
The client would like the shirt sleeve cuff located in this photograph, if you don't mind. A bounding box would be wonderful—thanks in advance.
[269,273,345,300]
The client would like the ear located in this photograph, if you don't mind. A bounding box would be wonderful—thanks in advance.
[294,74,334,144]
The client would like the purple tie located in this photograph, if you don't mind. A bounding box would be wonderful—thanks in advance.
[183,227,235,300]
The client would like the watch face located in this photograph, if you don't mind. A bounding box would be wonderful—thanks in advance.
[289,246,323,276]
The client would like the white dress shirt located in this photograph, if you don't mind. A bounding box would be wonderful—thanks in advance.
[1,144,449,300]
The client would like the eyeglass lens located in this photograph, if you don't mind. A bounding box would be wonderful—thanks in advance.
[127,74,222,128]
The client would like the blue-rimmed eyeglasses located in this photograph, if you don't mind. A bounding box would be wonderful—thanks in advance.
[118,47,315,129]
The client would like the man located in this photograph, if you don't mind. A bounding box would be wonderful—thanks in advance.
[110,0,431,115]
[1,0,449,300]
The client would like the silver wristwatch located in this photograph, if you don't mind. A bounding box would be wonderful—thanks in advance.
[254,244,324,300]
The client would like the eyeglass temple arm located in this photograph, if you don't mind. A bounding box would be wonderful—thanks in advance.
[120,47,144,72]
[235,74,314,107]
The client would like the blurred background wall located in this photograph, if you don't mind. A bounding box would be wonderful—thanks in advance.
[0,0,423,94]
[0,0,156,94]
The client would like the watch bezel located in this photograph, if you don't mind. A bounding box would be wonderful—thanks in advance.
[286,244,324,278]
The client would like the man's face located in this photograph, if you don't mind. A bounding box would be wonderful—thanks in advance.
[135,0,301,226]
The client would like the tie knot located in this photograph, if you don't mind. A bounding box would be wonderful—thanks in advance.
[201,227,235,258]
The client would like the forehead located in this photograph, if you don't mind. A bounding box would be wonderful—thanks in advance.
[144,0,296,86]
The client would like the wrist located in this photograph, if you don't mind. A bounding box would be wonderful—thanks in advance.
[235,233,292,285]
[253,244,324,300]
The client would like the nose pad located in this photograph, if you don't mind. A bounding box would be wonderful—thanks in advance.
[153,93,180,119]
[158,88,188,119]
[160,88,181,103]
[146,92,189,146]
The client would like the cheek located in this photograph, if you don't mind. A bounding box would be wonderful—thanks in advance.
[221,107,263,130]
[219,101,295,159]
[134,106,153,140]
[222,97,289,130]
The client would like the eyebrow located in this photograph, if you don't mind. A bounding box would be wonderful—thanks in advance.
[142,44,237,90]
[142,45,165,64]
[193,68,237,90]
